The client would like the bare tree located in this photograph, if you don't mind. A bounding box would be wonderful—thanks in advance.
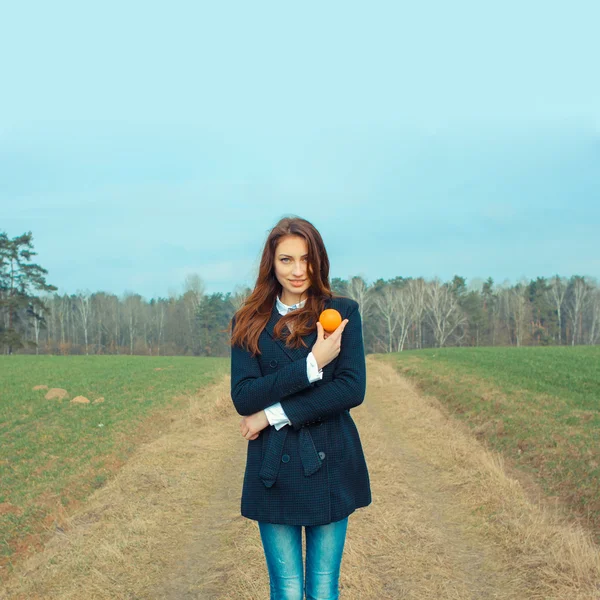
[183,273,205,312]
[372,284,414,352]
[345,276,374,342]
[509,282,531,347]
[123,293,143,355]
[565,276,591,346]
[30,298,47,354]
[373,286,401,353]
[546,275,567,345]
[395,287,417,351]
[407,278,427,349]
[587,287,600,345]
[109,294,120,353]
[231,284,251,312]
[425,278,468,347]
[146,299,167,356]
[56,294,70,347]
[181,274,206,354]
[75,290,93,355]
[91,292,114,354]
[496,282,529,347]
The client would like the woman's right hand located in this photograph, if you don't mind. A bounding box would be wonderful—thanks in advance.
[311,319,349,370]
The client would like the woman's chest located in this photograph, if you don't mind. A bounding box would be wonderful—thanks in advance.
[256,327,337,384]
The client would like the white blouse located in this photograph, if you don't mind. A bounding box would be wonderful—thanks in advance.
[263,295,323,429]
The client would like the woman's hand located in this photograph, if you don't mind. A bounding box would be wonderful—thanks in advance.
[311,319,349,370]
[240,410,269,441]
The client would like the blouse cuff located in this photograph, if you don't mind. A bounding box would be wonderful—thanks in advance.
[307,351,323,383]
[264,402,291,430]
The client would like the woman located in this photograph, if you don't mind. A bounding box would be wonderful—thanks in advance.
[229,216,371,600]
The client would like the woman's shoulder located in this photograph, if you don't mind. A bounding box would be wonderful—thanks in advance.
[326,295,360,316]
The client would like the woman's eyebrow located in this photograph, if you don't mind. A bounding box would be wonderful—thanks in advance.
[278,253,309,258]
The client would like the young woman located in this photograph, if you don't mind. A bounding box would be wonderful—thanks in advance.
[229,216,371,600]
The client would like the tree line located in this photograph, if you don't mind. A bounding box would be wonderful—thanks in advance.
[1,230,599,356]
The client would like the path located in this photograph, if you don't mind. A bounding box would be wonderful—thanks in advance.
[2,358,599,599]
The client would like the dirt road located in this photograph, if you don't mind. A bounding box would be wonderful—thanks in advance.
[2,357,599,599]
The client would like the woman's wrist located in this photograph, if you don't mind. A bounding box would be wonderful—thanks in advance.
[311,349,322,370]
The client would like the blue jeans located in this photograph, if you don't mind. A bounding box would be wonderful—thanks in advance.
[257,517,349,600]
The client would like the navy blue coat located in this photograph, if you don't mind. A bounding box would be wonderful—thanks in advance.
[230,295,372,526]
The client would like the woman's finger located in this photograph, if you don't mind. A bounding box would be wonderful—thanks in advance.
[316,321,324,340]
[332,319,349,338]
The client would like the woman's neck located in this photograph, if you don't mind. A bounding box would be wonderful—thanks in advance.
[280,291,307,306]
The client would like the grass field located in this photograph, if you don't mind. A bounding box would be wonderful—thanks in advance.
[376,345,600,539]
[2,347,599,581]
[0,355,229,570]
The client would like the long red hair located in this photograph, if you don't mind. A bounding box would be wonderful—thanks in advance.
[230,216,342,357]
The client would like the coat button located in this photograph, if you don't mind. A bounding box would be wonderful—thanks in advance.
[269,359,278,368]
[318,451,325,460]
[281,454,290,463]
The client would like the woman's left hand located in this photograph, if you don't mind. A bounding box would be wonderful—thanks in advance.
[240,410,269,440]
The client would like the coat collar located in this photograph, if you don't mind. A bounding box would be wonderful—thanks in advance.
[264,297,327,363]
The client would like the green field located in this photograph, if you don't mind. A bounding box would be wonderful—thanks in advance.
[377,346,600,538]
[0,355,229,568]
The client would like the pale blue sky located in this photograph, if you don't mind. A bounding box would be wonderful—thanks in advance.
[1,1,599,299]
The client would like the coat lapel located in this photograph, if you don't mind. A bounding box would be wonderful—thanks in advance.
[264,299,322,363]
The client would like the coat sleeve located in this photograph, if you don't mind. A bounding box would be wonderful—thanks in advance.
[279,302,366,429]
[230,316,316,416]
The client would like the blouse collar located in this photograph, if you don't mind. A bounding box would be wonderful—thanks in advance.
[276,295,306,315]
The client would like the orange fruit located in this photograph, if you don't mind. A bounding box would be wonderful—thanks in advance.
[319,308,342,333]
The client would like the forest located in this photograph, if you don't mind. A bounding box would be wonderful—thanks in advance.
[1,230,599,356]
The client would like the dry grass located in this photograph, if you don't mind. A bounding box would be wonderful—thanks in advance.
[0,376,244,599]
[1,358,599,599]
[357,357,600,599]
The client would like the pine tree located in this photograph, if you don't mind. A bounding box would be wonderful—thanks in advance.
[0,231,58,354]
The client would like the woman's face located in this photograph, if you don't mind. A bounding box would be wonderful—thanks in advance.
[273,235,311,304]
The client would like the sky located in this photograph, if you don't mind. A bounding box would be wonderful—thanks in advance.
[1,0,599,300]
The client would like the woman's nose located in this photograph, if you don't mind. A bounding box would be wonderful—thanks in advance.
[292,263,306,276]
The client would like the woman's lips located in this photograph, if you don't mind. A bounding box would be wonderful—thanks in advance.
[290,280,305,286]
